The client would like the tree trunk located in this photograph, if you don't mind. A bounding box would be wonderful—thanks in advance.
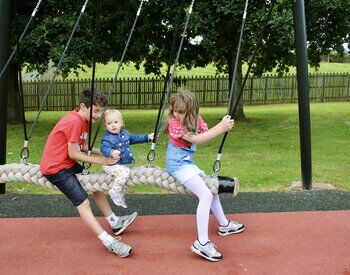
[7,64,22,124]
[227,51,246,120]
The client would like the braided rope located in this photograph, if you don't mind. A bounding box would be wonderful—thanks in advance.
[0,163,219,195]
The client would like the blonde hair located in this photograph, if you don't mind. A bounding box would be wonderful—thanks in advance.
[103,109,123,123]
[166,89,199,134]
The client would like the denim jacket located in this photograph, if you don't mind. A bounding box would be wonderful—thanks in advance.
[101,128,149,165]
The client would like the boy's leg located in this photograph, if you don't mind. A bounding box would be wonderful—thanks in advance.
[93,191,137,236]
[45,173,132,257]
[77,198,105,235]
[93,191,113,217]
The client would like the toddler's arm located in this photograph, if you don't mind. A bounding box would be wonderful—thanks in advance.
[182,115,234,145]
[129,131,150,145]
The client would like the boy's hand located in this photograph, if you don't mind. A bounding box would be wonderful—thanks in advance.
[102,157,119,165]
[111,150,121,159]
[220,115,234,132]
[148,133,155,142]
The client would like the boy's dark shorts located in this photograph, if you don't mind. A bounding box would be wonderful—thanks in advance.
[43,163,88,206]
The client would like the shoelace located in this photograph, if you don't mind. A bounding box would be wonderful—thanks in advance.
[206,242,218,254]
[112,237,129,253]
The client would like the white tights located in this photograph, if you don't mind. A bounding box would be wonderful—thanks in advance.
[183,175,229,244]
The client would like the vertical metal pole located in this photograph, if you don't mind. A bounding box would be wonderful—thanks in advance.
[0,0,12,194]
[294,0,312,190]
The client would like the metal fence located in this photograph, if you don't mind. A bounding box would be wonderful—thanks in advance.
[22,73,350,111]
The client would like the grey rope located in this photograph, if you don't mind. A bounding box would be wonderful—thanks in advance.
[25,0,90,151]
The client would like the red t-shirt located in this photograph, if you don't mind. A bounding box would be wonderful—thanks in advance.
[40,110,89,175]
[167,115,208,148]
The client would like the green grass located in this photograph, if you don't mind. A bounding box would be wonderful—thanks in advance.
[5,102,350,194]
[56,61,350,80]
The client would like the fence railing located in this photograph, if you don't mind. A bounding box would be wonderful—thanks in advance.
[22,73,350,111]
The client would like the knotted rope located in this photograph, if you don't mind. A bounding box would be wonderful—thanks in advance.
[0,163,220,195]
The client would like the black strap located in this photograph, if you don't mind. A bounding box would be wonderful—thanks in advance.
[83,0,98,172]
[90,0,146,149]
[147,0,196,164]
[213,0,276,174]
[0,0,43,80]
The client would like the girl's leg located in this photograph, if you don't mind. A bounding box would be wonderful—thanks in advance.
[183,175,213,244]
[211,195,229,226]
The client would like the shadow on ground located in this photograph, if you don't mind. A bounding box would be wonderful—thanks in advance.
[1,190,350,218]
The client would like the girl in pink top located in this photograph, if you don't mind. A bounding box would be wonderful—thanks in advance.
[165,90,245,262]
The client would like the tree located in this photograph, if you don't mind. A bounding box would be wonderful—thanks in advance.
[8,0,350,121]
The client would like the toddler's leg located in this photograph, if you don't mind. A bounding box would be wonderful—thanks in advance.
[183,175,213,244]
[105,165,130,208]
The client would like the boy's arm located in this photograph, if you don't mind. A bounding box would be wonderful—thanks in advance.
[68,142,117,165]
[81,144,102,155]
[182,115,234,145]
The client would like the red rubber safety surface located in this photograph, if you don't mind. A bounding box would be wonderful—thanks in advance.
[1,211,350,274]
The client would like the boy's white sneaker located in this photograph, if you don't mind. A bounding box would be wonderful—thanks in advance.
[191,240,222,262]
[218,220,245,236]
[112,212,138,235]
[106,237,132,257]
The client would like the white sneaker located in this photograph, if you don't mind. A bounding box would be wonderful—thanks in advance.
[191,240,222,262]
[106,237,132,258]
[112,212,138,235]
[218,220,245,236]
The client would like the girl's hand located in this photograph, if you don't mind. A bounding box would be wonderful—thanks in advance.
[111,150,121,159]
[220,115,235,132]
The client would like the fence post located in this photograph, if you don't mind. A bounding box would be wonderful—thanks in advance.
[216,78,220,106]
[264,76,268,104]
[119,79,123,109]
[151,77,155,107]
[137,79,141,108]
[321,74,326,102]
[249,77,254,105]
[290,75,295,103]
[346,75,350,101]
[71,81,76,109]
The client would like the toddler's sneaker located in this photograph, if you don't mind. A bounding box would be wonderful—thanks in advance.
[191,240,222,262]
[218,220,245,236]
[109,189,128,208]
[112,212,138,235]
[106,237,132,258]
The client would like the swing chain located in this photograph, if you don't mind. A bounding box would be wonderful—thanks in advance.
[82,151,92,175]
[146,143,156,166]
[19,140,30,164]
[212,154,222,177]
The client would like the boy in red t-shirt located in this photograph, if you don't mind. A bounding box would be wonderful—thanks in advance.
[40,87,136,258]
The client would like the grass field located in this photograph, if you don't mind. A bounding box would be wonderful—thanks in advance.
[4,102,350,194]
[52,61,350,80]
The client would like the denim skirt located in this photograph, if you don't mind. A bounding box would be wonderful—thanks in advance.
[166,141,205,184]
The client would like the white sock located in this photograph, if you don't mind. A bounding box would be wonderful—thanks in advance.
[98,231,114,247]
[106,213,119,228]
